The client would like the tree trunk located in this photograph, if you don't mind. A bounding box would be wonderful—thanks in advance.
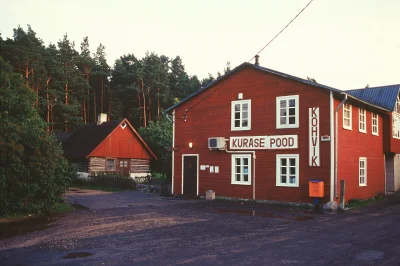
[93,89,97,123]
[137,91,142,126]
[141,79,147,128]
[83,100,87,124]
[100,67,104,113]
[46,76,51,133]
[86,72,90,123]
[148,84,152,122]
[157,73,160,120]
[65,82,68,132]
[108,101,111,121]
[51,103,54,133]
[157,87,160,120]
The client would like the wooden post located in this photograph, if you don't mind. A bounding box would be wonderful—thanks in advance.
[339,180,345,209]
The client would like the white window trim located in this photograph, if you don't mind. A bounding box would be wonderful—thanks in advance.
[393,113,400,139]
[359,157,367,187]
[358,108,366,133]
[231,99,251,131]
[276,154,299,187]
[276,95,299,129]
[372,113,379,136]
[231,154,251,185]
[343,103,352,130]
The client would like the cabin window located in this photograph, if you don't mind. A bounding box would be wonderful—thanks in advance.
[231,154,251,185]
[276,154,299,187]
[276,95,299,129]
[393,114,400,139]
[107,159,116,171]
[231,100,251,131]
[359,157,367,186]
[372,113,378,136]
[343,103,352,130]
[359,108,366,133]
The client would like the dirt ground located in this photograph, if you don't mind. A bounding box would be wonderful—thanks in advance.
[1,189,400,265]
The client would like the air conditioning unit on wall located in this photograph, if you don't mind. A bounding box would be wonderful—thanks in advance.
[208,137,226,150]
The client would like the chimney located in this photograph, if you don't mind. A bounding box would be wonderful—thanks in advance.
[254,55,260,66]
[97,113,108,125]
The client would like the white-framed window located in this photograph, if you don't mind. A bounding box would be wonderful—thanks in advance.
[231,100,251,131]
[359,108,366,133]
[107,158,116,171]
[359,157,367,186]
[343,103,352,130]
[231,154,251,185]
[276,154,299,187]
[393,113,400,139]
[395,95,400,113]
[372,113,378,136]
[276,95,299,129]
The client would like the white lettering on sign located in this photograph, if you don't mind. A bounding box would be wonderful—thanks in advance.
[268,135,298,149]
[309,107,320,166]
[230,136,267,149]
[229,135,297,150]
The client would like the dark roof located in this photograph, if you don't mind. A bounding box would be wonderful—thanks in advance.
[165,62,342,112]
[346,84,400,111]
[54,132,70,142]
[62,120,122,160]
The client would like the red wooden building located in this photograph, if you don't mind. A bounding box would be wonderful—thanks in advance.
[166,60,396,205]
[61,114,157,178]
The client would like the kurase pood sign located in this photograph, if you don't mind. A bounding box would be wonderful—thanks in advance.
[229,135,298,150]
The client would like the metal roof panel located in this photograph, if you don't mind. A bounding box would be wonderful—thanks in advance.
[346,84,400,111]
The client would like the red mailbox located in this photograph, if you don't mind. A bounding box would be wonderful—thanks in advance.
[309,180,324,198]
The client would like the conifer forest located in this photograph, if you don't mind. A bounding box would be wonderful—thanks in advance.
[0,25,231,132]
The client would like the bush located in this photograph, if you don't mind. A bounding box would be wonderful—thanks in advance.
[0,57,76,216]
[88,172,135,190]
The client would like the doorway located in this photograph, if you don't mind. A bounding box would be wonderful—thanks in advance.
[182,155,198,196]
[118,159,130,176]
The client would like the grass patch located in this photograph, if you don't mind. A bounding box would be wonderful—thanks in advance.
[50,202,74,213]
[1,201,74,221]
[71,183,122,192]
[346,195,385,209]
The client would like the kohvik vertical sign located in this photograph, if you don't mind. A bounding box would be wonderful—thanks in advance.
[309,107,320,166]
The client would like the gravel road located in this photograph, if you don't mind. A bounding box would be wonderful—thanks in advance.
[1,190,399,265]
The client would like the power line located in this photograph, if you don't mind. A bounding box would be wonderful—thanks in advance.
[182,0,315,117]
[248,0,314,63]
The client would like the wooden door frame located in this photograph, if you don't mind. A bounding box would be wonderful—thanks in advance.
[182,154,199,196]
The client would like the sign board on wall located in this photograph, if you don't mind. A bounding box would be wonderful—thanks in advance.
[309,107,320,166]
[229,135,298,150]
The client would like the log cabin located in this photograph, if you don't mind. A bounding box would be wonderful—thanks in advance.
[61,114,157,179]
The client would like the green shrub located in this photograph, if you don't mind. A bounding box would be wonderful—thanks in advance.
[88,172,135,190]
[0,57,76,216]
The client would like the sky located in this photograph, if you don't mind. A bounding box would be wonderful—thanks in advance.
[0,0,399,90]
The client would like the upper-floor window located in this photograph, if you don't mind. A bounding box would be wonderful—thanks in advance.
[276,95,299,129]
[231,154,251,185]
[231,100,251,131]
[395,95,400,113]
[393,95,400,139]
[393,114,400,139]
[359,108,366,133]
[343,103,352,130]
[372,113,378,136]
[276,154,299,187]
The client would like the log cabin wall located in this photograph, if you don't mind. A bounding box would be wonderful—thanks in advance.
[130,159,151,174]
[89,157,106,172]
